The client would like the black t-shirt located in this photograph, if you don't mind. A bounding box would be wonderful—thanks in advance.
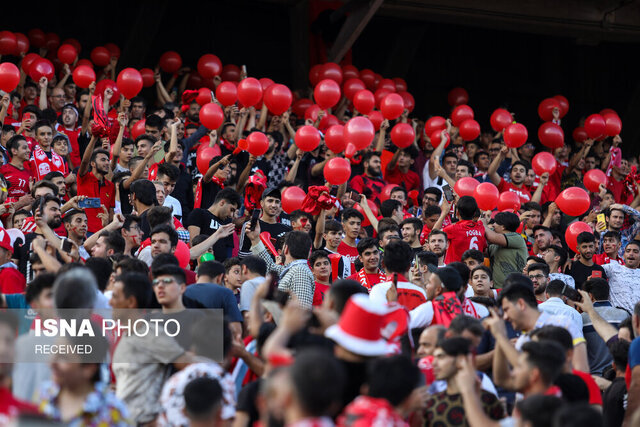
[603,377,626,427]
[199,180,223,211]
[238,219,292,258]
[119,181,133,215]
[187,209,234,262]
[569,261,607,290]
[139,210,151,241]
[237,379,262,425]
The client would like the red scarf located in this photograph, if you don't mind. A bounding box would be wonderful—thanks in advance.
[194,176,225,209]
[356,268,387,292]
[432,291,463,327]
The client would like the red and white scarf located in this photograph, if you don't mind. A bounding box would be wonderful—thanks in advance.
[356,268,387,291]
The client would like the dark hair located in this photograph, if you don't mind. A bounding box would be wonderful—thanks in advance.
[602,230,621,242]
[90,148,109,164]
[25,273,56,304]
[428,229,448,241]
[511,160,530,172]
[62,209,86,224]
[156,163,179,182]
[552,403,603,427]
[437,337,471,356]
[434,266,464,292]
[223,257,242,274]
[528,262,550,277]
[197,261,226,281]
[521,340,565,385]
[135,134,155,146]
[383,239,413,273]
[609,339,630,372]
[289,349,345,417]
[152,263,186,284]
[417,251,438,267]
[130,179,158,206]
[389,186,407,198]
[147,206,173,228]
[214,188,242,207]
[31,181,58,199]
[356,237,378,255]
[290,210,312,224]
[53,268,97,309]
[424,205,442,217]
[446,262,470,287]
[462,249,484,264]
[424,187,442,203]
[399,217,423,234]
[583,278,609,301]
[456,159,474,176]
[456,196,478,220]
[442,151,458,164]
[31,194,60,214]
[84,257,113,292]
[532,224,551,236]
[516,395,563,427]
[544,280,565,297]
[115,272,153,308]
[380,199,402,218]
[473,150,489,164]
[240,256,267,277]
[527,255,545,264]
[576,231,595,245]
[377,218,399,235]
[627,240,640,251]
[494,211,520,232]
[34,120,52,135]
[150,224,179,248]
[362,151,381,165]
[324,220,343,233]
[123,214,141,231]
[531,325,572,352]
[114,257,149,275]
[309,250,330,267]
[6,134,27,157]
[448,315,484,338]
[120,137,134,149]
[284,231,312,260]
[183,377,223,421]
[499,283,538,308]
[145,114,164,130]
[342,207,364,223]
[546,245,567,267]
[98,231,125,255]
[620,316,635,339]
[523,202,542,214]
[367,355,421,406]
[329,279,368,314]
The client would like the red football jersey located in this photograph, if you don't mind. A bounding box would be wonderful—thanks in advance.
[337,241,359,273]
[443,220,487,264]
[498,178,531,204]
[0,163,32,199]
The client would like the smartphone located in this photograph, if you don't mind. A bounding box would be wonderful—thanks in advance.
[24,112,32,120]
[597,213,606,224]
[592,270,602,278]
[442,184,454,202]
[413,254,420,268]
[61,239,73,253]
[249,209,260,231]
[265,271,289,306]
[562,284,582,302]
[38,195,46,214]
[392,272,398,290]
[330,185,338,197]
[349,190,359,200]
[78,198,102,209]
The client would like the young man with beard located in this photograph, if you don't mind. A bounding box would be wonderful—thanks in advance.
[527,262,550,303]
[385,147,420,192]
[346,238,385,292]
[427,230,448,266]
[337,208,363,273]
[17,195,63,277]
[400,217,424,256]
[77,135,115,234]
[30,121,66,181]
[309,250,331,306]
[238,188,292,258]
[61,209,90,261]
[253,132,289,188]
[0,135,33,201]
[349,151,386,205]
[597,203,640,258]
[569,232,607,290]
[594,231,624,266]
[424,337,504,426]
[531,224,552,256]
[54,104,81,167]
[488,145,547,205]
[601,240,640,314]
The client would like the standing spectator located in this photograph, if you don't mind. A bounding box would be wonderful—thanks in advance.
[601,240,640,313]
[349,152,386,205]
[569,232,608,290]
[482,212,528,288]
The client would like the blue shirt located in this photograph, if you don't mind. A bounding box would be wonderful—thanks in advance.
[183,283,243,322]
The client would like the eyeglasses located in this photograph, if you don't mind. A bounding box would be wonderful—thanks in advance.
[425,197,438,203]
[528,274,546,280]
[152,277,176,287]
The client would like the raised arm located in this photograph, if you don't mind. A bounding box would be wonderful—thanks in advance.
[110,113,128,171]
[163,119,180,163]
[203,154,231,184]
[285,150,304,183]
[84,214,125,252]
[81,82,96,135]
[190,223,235,259]
[78,135,97,177]
[236,155,257,194]
[373,119,389,153]
[428,123,451,180]
[123,141,163,189]
[432,199,452,231]
[54,64,71,90]
[530,172,548,204]
[480,215,508,247]
[38,77,48,111]
[487,145,507,186]
[313,209,327,250]
[359,194,379,231]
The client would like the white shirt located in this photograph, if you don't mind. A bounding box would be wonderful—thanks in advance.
[163,195,183,220]
[538,297,583,331]
[601,262,640,313]
[422,159,448,193]
[549,273,575,288]
[369,280,426,307]
[409,301,434,329]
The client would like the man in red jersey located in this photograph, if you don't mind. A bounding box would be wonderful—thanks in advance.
[488,145,548,205]
[77,135,115,234]
[432,196,486,264]
[29,121,66,181]
[0,135,32,201]
[54,104,82,167]
[337,208,363,273]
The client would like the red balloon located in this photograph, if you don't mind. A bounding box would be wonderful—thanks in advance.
[603,113,622,136]
[75,59,93,69]
[318,114,339,132]
[490,109,512,132]
[497,192,521,212]
[600,108,617,117]
[101,43,119,59]
[321,63,343,85]
[367,111,384,132]
[94,79,120,106]
[0,63,20,92]
[238,138,248,151]
[196,88,212,106]
[221,64,241,82]
[344,117,375,150]
[21,53,39,73]
[90,47,111,67]
[353,90,375,114]
[45,32,60,52]
[448,87,469,106]
[390,123,415,148]
[186,71,203,89]
[583,169,607,193]
[159,51,182,74]
[131,119,146,139]
[379,183,398,202]
[454,177,480,197]
[425,116,447,136]
[304,104,324,122]
[503,123,528,148]
[309,64,323,86]
[174,240,190,268]
[117,68,143,99]
[13,33,29,56]
[197,147,217,175]
[0,31,17,56]
[538,98,560,122]
[325,125,345,153]
[345,143,357,159]
[459,119,481,141]
[398,91,415,112]
[380,93,405,120]
[200,103,224,129]
[393,77,408,92]
[28,29,46,48]
[314,79,341,109]
[451,105,474,127]
[343,78,366,101]
[565,221,592,253]
[556,187,590,217]
[354,199,379,227]
[531,152,557,176]
[360,69,376,90]
[295,126,321,152]
[198,54,222,78]
[292,98,313,117]
[237,77,263,107]
[342,65,359,81]
[140,68,155,88]
[57,44,77,64]
[264,84,292,115]
[430,130,450,149]
[377,78,396,93]
[585,114,606,139]
[216,82,238,107]
[538,122,564,149]
[324,157,351,185]
[282,187,307,214]
[572,127,588,143]
[247,132,270,157]
[63,38,81,54]
[473,182,499,211]
[553,95,569,118]
[259,78,274,92]
[29,58,54,81]
[374,88,392,110]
